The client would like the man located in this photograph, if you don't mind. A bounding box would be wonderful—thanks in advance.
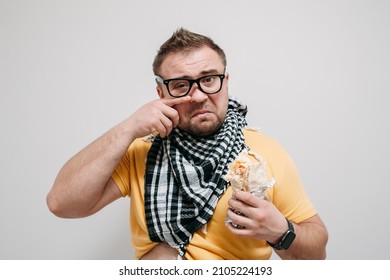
[47,28,328,260]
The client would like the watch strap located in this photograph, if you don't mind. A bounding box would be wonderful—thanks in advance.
[267,218,295,250]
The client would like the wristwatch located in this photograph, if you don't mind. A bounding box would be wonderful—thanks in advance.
[267,218,296,250]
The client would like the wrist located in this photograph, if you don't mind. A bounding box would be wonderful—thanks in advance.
[267,218,296,250]
[116,118,138,143]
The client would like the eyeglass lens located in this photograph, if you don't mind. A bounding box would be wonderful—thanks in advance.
[168,75,222,97]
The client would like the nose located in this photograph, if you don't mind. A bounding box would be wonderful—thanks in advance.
[189,83,208,103]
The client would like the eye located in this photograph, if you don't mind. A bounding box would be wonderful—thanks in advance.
[173,81,188,89]
[202,76,216,85]
[169,80,190,92]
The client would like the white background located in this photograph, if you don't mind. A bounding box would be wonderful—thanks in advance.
[1,0,389,260]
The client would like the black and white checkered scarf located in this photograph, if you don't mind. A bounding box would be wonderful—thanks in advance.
[144,97,247,258]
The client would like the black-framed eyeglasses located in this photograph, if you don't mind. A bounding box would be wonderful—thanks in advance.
[155,73,226,98]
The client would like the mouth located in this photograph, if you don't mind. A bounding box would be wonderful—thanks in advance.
[191,110,212,118]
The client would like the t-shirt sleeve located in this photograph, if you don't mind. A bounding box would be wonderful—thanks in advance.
[111,149,131,197]
[268,146,317,223]
[111,138,151,197]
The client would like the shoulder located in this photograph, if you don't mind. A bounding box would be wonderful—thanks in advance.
[243,128,289,159]
[130,136,153,151]
[126,137,153,161]
[243,128,299,184]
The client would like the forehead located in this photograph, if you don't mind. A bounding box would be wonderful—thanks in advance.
[159,47,225,78]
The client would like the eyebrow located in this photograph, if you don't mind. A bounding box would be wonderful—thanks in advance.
[175,69,221,79]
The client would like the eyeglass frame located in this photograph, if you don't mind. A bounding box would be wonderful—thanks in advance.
[155,71,226,98]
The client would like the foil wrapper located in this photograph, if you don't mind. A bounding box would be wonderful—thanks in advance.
[224,149,275,229]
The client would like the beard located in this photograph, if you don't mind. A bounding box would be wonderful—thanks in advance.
[178,107,226,137]
[174,92,229,137]
[181,118,223,136]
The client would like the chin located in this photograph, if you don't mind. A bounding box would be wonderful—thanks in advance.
[183,121,223,137]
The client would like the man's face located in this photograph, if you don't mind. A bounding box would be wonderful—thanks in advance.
[156,46,229,136]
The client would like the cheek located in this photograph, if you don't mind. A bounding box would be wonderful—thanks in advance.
[211,93,229,115]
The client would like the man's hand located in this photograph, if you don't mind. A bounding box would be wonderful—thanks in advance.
[226,191,328,259]
[127,96,191,139]
[225,191,287,243]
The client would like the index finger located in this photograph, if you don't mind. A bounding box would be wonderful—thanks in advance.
[161,96,192,107]
[232,191,262,207]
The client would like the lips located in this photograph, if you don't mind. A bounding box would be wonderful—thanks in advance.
[192,110,211,118]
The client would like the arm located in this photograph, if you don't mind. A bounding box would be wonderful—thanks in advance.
[47,96,191,218]
[275,214,328,260]
[226,191,328,259]
[46,124,134,218]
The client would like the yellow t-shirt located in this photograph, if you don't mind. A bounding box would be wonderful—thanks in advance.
[111,129,316,260]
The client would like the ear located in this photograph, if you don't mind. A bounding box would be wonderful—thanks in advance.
[156,85,164,99]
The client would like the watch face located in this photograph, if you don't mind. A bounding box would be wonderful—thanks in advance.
[281,230,296,249]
